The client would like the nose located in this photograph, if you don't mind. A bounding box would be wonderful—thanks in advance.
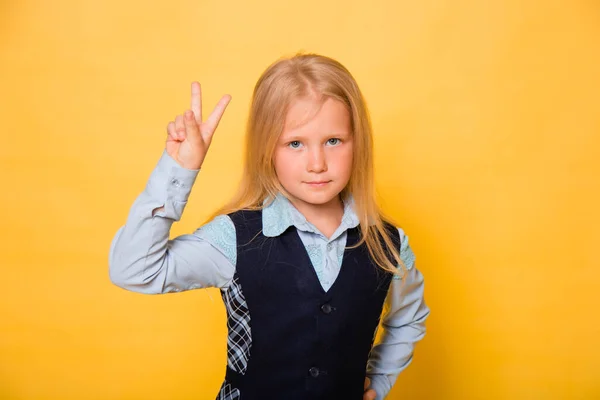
[307,146,327,173]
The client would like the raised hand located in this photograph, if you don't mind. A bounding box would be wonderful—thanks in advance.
[165,82,231,170]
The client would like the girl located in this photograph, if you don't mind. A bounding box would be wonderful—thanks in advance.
[109,53,429,400]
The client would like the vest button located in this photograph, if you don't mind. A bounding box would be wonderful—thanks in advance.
[321,303,333,314]
[309,367,320,377]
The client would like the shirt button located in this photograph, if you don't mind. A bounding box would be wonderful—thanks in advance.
[171,178,181,187]
[321,303,333,314]
[309,367,320,377]
[326,243,332,251]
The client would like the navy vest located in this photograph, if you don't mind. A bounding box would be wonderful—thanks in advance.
[216,209,400,400]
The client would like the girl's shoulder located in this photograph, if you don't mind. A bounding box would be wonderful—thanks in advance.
[195,214,237,265]
[379,218,415,270]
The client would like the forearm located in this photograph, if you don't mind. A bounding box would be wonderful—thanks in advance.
[366,228,430,399]
[108,150,217,293]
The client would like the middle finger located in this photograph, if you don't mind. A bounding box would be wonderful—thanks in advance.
[191,82,202,124]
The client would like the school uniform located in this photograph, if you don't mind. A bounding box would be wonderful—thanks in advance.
[109,150,430,400]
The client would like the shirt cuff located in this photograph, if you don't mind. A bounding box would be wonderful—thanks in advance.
[146,150,200,203]
[143,150,200,220]
[367,374,391,400]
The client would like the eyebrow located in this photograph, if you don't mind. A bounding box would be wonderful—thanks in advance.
[280,132,351,142]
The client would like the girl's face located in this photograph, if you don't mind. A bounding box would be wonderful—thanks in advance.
[273,96,353,214]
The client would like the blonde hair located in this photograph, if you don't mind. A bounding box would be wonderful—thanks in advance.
[209,52,407,277]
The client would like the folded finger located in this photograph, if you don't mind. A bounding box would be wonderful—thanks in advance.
[175,115,185,140]
[167,121,178,141]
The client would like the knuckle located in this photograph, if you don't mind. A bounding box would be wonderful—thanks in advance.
[186,120,198,131]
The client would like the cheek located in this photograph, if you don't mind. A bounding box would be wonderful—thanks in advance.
[273,149,294,178]
[333,147,353,175]
[346,147,354,167]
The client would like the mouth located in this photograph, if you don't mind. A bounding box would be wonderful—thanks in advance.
[304,181,331,187]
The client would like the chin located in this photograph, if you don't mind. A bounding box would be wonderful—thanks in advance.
[293,191,341,206]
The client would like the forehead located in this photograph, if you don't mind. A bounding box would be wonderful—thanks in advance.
[281,96,351,138]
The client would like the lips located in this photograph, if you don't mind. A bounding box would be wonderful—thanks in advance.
[305,180,331,187]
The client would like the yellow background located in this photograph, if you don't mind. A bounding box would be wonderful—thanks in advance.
[1,0,599,399]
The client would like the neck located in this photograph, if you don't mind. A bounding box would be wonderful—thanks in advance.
[289,195,344,238]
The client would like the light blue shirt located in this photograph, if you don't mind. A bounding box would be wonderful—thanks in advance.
[109,150,430,399]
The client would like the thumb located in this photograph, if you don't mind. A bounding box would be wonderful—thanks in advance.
[363,389,377,400]
[364,377,376,400]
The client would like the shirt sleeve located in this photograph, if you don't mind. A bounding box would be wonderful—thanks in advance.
[108,149,236,294]
[366,227,430,399]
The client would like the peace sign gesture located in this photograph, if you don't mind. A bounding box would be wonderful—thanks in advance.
[166,82,232,170]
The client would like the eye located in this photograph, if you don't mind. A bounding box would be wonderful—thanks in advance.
[327,138,341,146]
[288,141,302,149]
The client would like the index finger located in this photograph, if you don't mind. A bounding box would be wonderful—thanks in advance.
[191,81,202,124]
[204,94,232,134]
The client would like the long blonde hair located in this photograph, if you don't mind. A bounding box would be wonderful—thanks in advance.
[209,52,407,277]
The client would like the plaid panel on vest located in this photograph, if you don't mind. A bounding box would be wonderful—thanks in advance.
[220,274,251,374]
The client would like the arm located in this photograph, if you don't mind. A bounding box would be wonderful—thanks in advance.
[366,228,430,399]
[108,149,236,293]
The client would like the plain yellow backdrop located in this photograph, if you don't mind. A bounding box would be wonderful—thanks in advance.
[1,0,599,399]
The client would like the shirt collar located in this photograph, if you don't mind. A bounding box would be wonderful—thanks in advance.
[262,193,360,237]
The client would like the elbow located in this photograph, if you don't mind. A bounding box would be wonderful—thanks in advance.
[108,232,149,293]
[107,232,167,295]
[108,269,124,289]
[108,258,164,295]
[107,251,144,292]
[108,231,131,290]
[108,259,131,290]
